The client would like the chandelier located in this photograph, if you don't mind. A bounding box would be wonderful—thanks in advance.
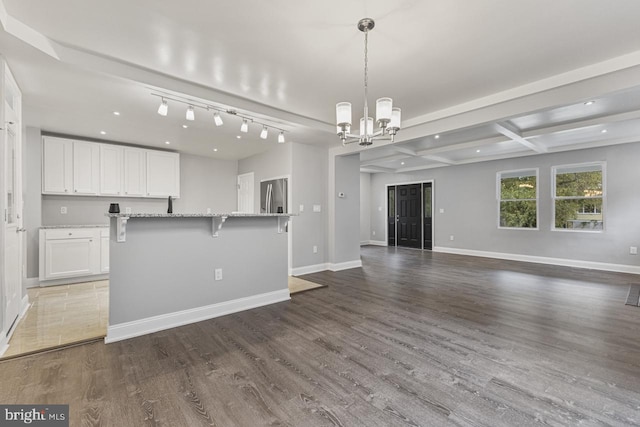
[336,18,402,147]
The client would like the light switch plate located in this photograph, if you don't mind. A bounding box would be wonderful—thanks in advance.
[60,207,67,214]
[313,205,321,212]
[299,204,304,213]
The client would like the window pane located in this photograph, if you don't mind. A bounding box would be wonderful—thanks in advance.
[388,188,395,216]
[500,174,536,200]
[555,198,603,230]
[500,201,537,228]
[555,169,602,198]
[423,185,432,218]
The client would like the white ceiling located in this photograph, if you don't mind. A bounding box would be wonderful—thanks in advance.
[2,0,640,169]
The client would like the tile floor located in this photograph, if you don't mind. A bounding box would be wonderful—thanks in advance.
[2,280,108,358]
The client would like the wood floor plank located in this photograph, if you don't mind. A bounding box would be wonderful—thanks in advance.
[2,246,640,426]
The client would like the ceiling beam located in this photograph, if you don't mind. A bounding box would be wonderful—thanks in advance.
[494,122,547,153]
[421,155,457,165]
[359,153,407,166]
[415,136,506,156]
[392,146,418,156]
[522,110,640,138]
[360,165,397,174]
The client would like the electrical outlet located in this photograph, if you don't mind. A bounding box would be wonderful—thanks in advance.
[313,205,321,212]
[630,246,638,255]
[60,207,67,214]
[378,206,382,211]
[440,208,445,214]
[125,207,132,214]
[372,230,376,236]
[449,235,454,241]
[313,245,318,254]
[215,268,223,280]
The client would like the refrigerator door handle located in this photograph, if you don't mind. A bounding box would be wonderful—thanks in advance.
[266,184,273,213]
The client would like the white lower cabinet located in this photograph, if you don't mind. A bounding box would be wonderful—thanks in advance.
[39,227,108,282]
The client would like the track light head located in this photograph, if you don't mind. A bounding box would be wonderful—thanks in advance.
[213,112,223,126]
[186,106,195,121]
[260,126,268,139]
[278,132,285,144]
[158,98,168,116]
[240,119,249,133]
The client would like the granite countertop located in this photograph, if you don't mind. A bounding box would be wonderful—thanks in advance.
[106,213,294,218]
[41,224,109,229]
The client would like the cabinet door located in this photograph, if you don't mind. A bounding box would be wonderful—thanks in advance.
[42,137,73,194]
[44,238,94,279]
[100,144,123,196]
[123,148,146,197]
[146,151,180,198]
[100,235,109,273]
[73,141,100,195]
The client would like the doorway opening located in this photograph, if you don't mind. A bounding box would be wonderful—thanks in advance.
[387,181,433,250]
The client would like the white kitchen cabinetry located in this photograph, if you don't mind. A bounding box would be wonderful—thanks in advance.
[73,140,100,195]
[123,147,146,197]
[39,227,108,283]
[100,144,123,196]
[146,150,180,198]
[42,137,73,194]
[100,229,109,273]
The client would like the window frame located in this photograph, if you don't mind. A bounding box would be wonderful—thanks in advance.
[551,161,606,233]
[496,168,539,231]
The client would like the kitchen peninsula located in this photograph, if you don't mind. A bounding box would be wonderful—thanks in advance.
[105,213,292,343]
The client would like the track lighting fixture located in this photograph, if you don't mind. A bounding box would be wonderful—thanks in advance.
[151,93,287,142]
[186,106,195,121]
[213,112,223,126]
[157,98,168,116]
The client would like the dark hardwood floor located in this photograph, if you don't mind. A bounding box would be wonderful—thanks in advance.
[1,246,639,426]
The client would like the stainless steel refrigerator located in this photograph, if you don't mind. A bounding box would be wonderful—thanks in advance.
[260,178,288,213]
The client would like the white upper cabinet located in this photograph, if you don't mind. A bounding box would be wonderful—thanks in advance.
[42,137,179,198]
[73,140,100,195]
[100,144,123,196]
[146,150,180,198]
[42,137,73,194]
[123,147,146,197]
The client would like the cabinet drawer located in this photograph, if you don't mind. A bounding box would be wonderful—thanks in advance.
[44,228,96,240]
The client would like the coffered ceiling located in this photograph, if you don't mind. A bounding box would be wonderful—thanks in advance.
[2,0,640,170]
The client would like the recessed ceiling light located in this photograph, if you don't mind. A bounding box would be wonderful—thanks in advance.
[584,100,595,106]
[182,124,188,129]
[165,141,171,145]
[100,131,106,135]
[601,129,608,133]
[213,148,218,152]
[113,111,120,116]
[236,135,242,139]
[434,134,440,139]
[476,149,481,153]
[401,161,405,165]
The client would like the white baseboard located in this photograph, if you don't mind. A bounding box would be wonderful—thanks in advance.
[366,240,387,247]
[38,274,109,287]
[433,246,640,275]
[24,277,40,288]
[329,259,363,272]
[105,289,291,344]
[290,263,329,276]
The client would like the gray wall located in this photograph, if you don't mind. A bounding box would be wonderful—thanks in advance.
[23,127,42,280]
[368,142,640,267]
[109,216,288,325]
[237,143,292,212]
[360,172,371,243]
[291,143,328,268]
[333,153,361,264]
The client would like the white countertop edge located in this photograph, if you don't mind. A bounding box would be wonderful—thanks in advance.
[41,224,109,229]
[106,213,296,218]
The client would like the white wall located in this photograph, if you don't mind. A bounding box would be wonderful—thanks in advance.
[360,172,371,243]
[367,142,640,269]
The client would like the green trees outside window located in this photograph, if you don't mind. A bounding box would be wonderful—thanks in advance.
[553,163,604,230]
[498,170,537,228]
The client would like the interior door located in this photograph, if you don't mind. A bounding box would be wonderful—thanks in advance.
[237,172,254,213]
[397,184,421,248]
[3,93,22,336]
[423,182,433,250]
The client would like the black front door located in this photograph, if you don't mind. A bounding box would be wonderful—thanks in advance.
[397,184,421,248]
[423,183,433,250]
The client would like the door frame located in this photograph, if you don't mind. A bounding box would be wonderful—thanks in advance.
[385,179,434,250]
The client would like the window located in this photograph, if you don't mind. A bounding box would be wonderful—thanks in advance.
[497,169,538,229]
[552,162,604,231]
